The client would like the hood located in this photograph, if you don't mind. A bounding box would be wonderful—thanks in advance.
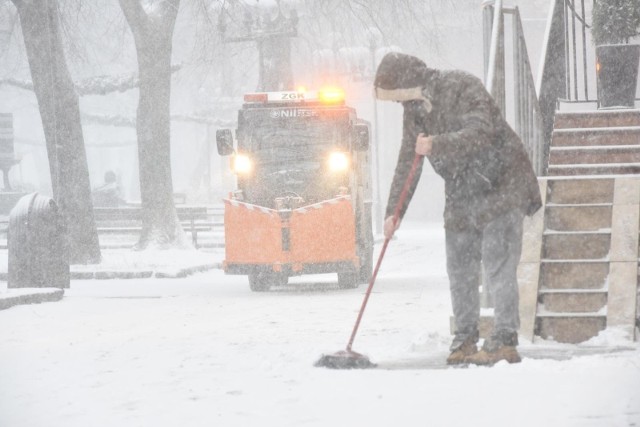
[373,52,434,110]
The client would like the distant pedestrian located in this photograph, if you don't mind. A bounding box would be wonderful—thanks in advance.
[373,52,542,365]
[92,170,124,207]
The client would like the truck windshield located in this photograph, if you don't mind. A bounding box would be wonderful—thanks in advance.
[241,116,349,207]
[249,119,339,164]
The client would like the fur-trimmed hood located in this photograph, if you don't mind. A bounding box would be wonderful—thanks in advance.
[373,52,437,110]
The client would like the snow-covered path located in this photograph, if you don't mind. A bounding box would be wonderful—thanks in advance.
[1,223,639,427]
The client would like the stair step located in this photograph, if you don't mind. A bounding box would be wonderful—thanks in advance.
[551,127,640,147]
[545,203,612,207]
[546,178,614,204]
[543,233,610,259]
[543,230,611,235]
[549,145,640,164]
[545,204,612,231]
[538,290,608,313]
[548,163,640,175]
[554,109,640,129]
[540,260,609,290]
[535,314,607,343]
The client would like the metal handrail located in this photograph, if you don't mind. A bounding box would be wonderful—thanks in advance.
[536,0,596,175]
[563,0,592,103]
[482,0,545,175]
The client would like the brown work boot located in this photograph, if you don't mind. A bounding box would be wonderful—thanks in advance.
[465,330,521,366]
[446,340,478,365]
[446,330,479,365]
[464,346,521,365]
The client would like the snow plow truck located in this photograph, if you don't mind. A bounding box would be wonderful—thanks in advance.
[216,87,374,291]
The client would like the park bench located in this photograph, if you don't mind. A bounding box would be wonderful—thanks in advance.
[93,205,223,248]
[0,205,224,249]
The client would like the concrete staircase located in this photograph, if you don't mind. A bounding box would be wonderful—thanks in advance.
[547,109,640,175]
[449,109,639,344]
[537,178,611,343]
[518,109,640,344]
[522,177,639,343]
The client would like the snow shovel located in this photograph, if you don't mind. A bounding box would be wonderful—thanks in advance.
[315,153,423,369]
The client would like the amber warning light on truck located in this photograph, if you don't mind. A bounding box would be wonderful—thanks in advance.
[243,86,345,105]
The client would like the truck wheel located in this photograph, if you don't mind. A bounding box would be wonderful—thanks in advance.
[249,273,270,292]
[337,271,358,289]
[248,272,287,292]
[274,273,288,287]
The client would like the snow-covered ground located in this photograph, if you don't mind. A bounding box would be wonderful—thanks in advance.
[0,222,639,427]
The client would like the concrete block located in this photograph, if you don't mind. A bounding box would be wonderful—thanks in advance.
[607,262,638,338]
[548,164,640,176]
[549,146,640,165]
[545,205,612,232]
[552,128,640,147]
[610,204,639,262]
[536,315,606,343]
[540,261,609,290]
[521,181,545,263]
[547,178,614,204]
[613,177,640,205]
[553,110,640,129]
[517,179,545,341]
[543,233,610,260]
[539,291,607,313]
[518,262,540,341]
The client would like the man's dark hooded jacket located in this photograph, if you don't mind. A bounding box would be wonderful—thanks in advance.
[374,53,542,230]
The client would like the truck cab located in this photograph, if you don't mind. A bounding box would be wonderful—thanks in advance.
[217,87,373,291]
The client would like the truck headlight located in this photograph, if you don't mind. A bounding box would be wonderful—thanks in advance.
[328,151,350,173]
[232,153,253,175]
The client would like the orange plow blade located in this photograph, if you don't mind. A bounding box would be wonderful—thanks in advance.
[289,197,357,266]
[223,196,358,272]
[223,200,281,265]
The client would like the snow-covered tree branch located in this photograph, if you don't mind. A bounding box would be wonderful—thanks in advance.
[81,111,236,128]
[0,64,182,95]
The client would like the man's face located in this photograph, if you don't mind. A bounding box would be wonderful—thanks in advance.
[401,99,429,114]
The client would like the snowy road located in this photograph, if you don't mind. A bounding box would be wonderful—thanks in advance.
[1,224,639,427]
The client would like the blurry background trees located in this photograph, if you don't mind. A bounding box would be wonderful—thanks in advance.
[118,0,184,249]
[0,0,549,251]
[9,0,100,263]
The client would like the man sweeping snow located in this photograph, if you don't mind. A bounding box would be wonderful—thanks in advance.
[374,52,542,365]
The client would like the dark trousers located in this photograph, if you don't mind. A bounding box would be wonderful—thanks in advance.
[445,209,524,341]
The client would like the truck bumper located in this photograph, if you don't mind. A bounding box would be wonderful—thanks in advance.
[222,196,359,275]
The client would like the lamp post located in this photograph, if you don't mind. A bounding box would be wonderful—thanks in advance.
[368,34,383,235]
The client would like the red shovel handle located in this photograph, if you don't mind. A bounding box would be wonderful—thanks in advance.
[346,153,423,352]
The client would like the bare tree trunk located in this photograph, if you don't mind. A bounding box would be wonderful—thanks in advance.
[118,0,186,249]
[11,0,100,264]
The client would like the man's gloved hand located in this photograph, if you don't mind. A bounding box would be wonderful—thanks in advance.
[415,133,433,156]
[383,216,401,240]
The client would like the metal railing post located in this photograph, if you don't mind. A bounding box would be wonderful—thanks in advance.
[483,1,495,82]
[484,1,547,175]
